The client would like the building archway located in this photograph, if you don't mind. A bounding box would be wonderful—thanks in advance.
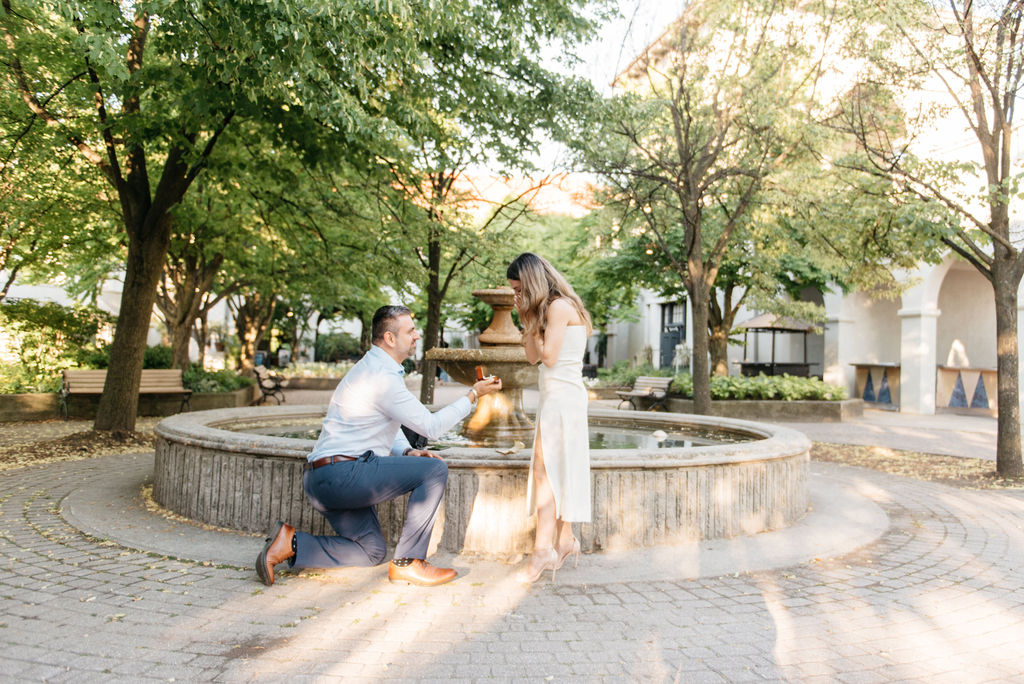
[934,261,996,413]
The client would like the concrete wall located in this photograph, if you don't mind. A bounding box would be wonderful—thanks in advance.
[936,264,995,368]
[850,291,901,364]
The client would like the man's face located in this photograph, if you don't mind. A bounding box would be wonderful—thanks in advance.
[391,314,420,360]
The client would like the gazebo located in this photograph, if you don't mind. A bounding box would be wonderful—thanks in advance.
[736,313,814,377]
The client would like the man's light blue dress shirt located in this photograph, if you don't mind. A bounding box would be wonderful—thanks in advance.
[307,345,473,461]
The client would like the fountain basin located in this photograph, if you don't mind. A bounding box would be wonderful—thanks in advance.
[153,405,810,556]
[425,346,538,446]
[425,346,537,387]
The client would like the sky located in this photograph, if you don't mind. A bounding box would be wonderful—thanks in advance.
[528,1,685,172]
[574,1,686,93]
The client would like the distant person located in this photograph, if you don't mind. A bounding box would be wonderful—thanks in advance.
[507,253,593,582]
[256,305,502,587]
[436,337,452,383]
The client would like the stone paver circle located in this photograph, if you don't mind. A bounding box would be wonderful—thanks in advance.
[1,452,1023,681]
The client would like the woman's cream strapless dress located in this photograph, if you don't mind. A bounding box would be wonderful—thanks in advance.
[528,325,591,522]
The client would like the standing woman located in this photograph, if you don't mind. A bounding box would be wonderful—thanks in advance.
[507,252,593,582]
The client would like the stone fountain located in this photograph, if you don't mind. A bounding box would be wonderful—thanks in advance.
[151,287,811,556]
[425,287,537,447]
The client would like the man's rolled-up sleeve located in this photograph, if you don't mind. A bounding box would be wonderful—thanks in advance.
[390,430,413,457]
[381,377,473,441]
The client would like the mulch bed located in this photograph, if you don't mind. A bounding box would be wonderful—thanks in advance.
[811,442,1024,490]
[0,419,158,471]
[1,419,1022,489]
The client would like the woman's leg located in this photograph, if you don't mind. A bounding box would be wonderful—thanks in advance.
[519,425,561,582]
[531,426,557,552]
[554,518,575,555]
[533,423,574,555]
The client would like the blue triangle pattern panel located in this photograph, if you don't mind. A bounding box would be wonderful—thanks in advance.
[877,369,892,404]
[948,372,968,408]
[862,371,875,402]
[970,374,989,409]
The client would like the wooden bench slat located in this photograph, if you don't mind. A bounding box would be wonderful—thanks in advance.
[63,369,189,390]
[60,369,192,419]
[616,376,673,411]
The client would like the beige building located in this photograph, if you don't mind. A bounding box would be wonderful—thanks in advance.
[596,5,1008,417]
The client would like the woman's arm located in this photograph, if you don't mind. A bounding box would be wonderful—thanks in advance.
[538,299,574,368]
[514,290,544,364]
[523,329,542,365]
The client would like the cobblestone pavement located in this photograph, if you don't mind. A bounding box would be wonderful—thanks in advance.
[1,452,1024,682]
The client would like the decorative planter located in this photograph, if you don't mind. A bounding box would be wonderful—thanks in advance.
[0,393,60,422]
[0,385,257,422]
[190,385,258,411]
[587,386,623,400]
[663,397,863,422]
[283,377,343,391]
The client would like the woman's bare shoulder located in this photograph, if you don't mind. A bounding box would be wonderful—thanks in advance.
[547,297,581,324]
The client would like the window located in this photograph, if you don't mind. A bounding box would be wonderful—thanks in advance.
[661,300,686,333]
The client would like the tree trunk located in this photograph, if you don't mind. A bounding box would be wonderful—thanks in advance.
[359,309,372,353]
[169,318,193,370]
[285,315,301,363]
[193,311,209,369]
[708,328,730,377]
[685,205,712,413]
[992,252,1024,477]
[94,223,170,433]
[419,236,442,405]
[157,251,224,371]
[234,293,276,373]
[312,312,323,361]
[689,278,712,414]
[708,283,742,377]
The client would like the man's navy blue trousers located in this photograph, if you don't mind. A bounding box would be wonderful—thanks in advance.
[292,452,448,569]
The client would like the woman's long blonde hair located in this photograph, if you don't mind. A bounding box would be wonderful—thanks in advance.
[506,252,592,340]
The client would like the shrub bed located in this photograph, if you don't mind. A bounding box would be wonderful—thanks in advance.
[596,362,847,401]
[285,361,354,378]
[182,366,254,393]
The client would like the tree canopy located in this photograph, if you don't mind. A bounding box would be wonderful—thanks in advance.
[1,0,604,431]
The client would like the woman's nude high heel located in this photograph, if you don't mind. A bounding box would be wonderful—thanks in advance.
[517,547,559,583]
[556,536,580,570]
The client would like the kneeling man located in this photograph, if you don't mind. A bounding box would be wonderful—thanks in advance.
[256,305,501,586]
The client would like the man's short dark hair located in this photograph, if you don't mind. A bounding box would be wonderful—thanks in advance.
[371,305,413,342]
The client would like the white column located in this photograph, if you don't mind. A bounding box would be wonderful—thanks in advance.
[822,291,855,393]
[648,300,661,368]
[898,305,940,414]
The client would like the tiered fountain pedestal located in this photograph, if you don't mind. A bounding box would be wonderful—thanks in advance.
[426,287,537,447]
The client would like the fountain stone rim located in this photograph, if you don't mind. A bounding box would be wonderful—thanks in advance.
[154,405,810,469]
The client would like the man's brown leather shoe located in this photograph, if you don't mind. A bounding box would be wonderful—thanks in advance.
[387,559,457,587]
[256,521,295,586]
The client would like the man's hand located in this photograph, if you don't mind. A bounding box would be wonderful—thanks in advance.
[473,375,503,398]
[407,448,441,459]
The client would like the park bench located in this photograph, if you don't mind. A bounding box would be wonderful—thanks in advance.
[616,376,673,411]
[253,365,288,405]
[59,369,192,420]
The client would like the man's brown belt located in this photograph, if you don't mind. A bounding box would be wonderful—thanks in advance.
[306,454,358,470]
